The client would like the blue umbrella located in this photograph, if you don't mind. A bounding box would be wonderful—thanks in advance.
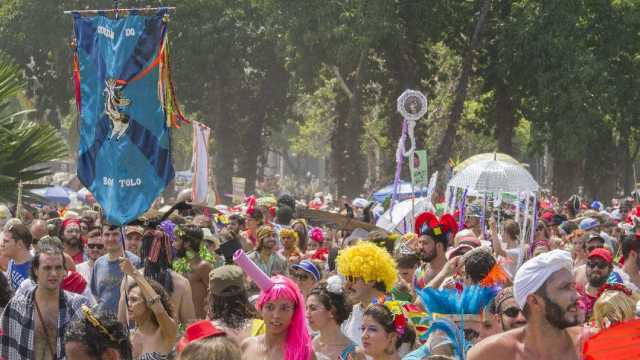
[32,186,71,205]
[372,181,427,203]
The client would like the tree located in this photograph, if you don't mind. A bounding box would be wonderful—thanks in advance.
[0,59,67,204]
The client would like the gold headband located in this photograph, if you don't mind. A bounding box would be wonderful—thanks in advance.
[82,305,118,343]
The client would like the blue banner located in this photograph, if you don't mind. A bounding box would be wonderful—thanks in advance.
[73,10,174,225]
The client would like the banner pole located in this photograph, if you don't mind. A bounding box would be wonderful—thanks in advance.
[63,6,176,15]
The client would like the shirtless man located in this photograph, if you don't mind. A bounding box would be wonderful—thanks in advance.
[174,224,213,319]
[117,227,195,325]
[1,243,88,360]
[468,250,584,360]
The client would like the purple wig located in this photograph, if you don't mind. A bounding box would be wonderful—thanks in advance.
[256,275,312,360]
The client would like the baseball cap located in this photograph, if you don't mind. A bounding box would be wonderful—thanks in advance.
[176,320,226,353]
[588,248,612,265]
[446,243,474,260]
[125,226,144,236]
[550,214,567,226]
[290,260,321,281]
[209,265,245,296]
[587,233,604,242]
[453,229,481,247]
[579,218,599,231]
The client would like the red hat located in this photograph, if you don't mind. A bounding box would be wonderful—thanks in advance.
[542,211,554,224]
[176,320,226,353]
[61,270,87,294]
[588,248,612,265]
[61,218,81,231]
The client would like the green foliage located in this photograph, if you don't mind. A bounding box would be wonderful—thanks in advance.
[0,59,67,204]
[289,74,337,159]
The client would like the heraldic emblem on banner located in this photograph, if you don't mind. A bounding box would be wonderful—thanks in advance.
[72,9,187,225]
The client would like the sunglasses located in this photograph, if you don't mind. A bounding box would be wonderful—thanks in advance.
[501,307,522,318]
[587,261,608,269]
[292,272,311,281]
[345,276,361,283]
[87,244,105,250]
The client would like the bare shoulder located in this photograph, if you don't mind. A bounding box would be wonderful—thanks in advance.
[467,327,523,360]
[241,335,261,352]
[170,270,189,287]
[195,261,213,278]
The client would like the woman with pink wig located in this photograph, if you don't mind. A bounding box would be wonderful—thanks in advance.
[241,275,313,360]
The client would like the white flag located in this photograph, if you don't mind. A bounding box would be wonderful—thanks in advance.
[191,121,210,205]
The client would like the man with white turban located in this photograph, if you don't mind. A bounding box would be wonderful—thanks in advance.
[468,250,585,360]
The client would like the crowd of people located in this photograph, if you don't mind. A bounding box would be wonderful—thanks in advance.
[1,192,640,359]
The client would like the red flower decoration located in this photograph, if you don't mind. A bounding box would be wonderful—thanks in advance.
[394,313,407,335]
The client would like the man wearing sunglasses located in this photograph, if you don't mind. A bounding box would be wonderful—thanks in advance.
[577,248,613,318]
[76,227,105,284]
[574,233,606,288]
[493,287,527,331]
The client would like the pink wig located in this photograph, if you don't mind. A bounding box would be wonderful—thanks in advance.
[256,275,312,360]
[309,227,325,243]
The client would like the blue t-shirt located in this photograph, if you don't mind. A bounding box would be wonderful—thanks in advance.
[7,259,31,290]
[90,251,140,315]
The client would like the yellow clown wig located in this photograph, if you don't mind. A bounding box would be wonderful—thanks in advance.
[592,286,640,329]
[336,242,398,292]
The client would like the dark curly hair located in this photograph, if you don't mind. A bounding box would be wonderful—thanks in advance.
[0,273,13,310]
[128,277,174,326]
[177,224,204,253]
[65,310,132,360]
[308,281,352,325]
[364,304,416,350]
[464,248,496,283]
[208,286,258,329]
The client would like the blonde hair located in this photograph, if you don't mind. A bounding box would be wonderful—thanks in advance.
[592,288,640,329]
[177,336,241,360]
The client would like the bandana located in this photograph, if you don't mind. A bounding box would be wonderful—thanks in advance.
[513,249,573,309]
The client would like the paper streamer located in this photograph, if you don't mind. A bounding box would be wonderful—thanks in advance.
[481,194,488,240]
[233,249,274,291]
[458,188,468,231]
[528,194,538,257]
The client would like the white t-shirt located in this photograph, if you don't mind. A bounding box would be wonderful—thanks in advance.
[504,246,525,279]
[341,303,364,346]
[76,261,92,284]
[616,267,640,293]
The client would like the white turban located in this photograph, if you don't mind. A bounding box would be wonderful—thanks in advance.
[513,249,573,309]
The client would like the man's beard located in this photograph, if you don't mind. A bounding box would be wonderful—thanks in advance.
[588,272,609,288]
[418,249,437,262]
[65,236,81,248]
[175,247,187,258]
[542,292,580,329]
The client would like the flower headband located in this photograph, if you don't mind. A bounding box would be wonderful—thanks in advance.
[596,283,632,298]
[383,301,409,335]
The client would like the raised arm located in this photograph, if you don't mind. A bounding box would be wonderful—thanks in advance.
[120,257,178,342]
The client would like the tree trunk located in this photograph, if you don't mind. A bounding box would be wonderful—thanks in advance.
[329,52,367,197]
[432,0,491,169]
[552,158,582,200]
[494,79,518,155]
[211,76,235,201]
